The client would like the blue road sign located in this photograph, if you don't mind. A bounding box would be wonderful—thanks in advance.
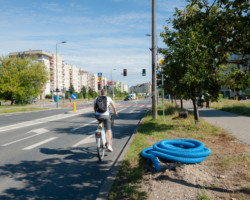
[54,95,59,102]
[156,70,161,74]
[71,94,77,100]
[98,73,102,77]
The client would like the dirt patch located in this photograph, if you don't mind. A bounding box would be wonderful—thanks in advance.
[139,139,250,200]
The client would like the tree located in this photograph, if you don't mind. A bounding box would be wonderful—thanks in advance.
[223,65,250,94]
[81,86,87,98]
[160,4,227,124]
[88,88,98,99]
[68,83,75,95]
[0,56,48,105]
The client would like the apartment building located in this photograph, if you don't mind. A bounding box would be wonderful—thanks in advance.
[52,53,64,93]
[79,70,88,90]
[70,65,80,93]
[9,49,129,97]
[63,63,71,91]
[124,84,129,93]
[131,82,152,95]
[88,73,98,92]
[9,50,53,96]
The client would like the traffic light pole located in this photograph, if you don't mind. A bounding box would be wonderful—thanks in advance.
[162,71,165,121]
[152,0,157,119]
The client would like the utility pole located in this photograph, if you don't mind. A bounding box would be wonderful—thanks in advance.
[152,0,157,119]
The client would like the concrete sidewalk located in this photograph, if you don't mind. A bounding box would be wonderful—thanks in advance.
[181,100,250,146]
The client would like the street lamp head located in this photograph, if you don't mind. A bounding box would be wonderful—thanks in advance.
[62,41,67,43]
[146,34,152,36]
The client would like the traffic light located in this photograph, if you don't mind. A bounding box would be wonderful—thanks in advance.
[98,81,101,90]
[142,69,146,76]
[123,69,127,76]
[157,79,162,88]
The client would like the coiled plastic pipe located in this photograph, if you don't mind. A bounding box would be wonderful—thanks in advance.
[141,139,211,172]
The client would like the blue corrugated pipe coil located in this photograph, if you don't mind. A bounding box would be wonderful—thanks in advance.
[141,139,211,172]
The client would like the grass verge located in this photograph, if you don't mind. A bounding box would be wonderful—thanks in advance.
[108,103,250,200]
[210,99,250,117]
[0,107,47,114]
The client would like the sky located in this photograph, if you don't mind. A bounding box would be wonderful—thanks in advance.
[0,0,187,87]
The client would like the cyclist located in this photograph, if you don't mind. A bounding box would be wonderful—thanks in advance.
[94,89,118,152]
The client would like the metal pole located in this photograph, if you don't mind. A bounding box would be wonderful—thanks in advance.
[56,44,58,108]
[152,0,157,119]
[111,70,114,99]
[162,72,165,121]
[43,89,45,108]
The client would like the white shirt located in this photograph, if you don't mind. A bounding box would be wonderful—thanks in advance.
[94,96,113,116]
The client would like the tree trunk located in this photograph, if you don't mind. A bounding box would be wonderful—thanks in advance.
[192,98,200,125]
[180,99,183,110]
[174,96,177,107]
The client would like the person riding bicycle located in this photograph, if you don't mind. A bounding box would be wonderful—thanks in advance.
[94,89,118,152]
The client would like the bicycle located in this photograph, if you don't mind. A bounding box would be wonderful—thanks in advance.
[95,113,114,161]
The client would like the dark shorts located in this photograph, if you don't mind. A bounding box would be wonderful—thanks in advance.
[95,115,111,130]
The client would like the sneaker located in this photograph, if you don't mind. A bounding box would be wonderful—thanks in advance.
[107,145,113,152]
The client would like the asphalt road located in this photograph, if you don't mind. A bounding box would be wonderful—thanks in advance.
[0,98,151,200]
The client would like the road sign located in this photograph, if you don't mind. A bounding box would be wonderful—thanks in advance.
[71,93,77,100]
[54,95,59,102]
[98,73,102,77]
[98,77,102,81]
[156,70,161,74]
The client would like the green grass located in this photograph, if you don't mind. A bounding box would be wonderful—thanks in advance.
[0,107,47,114]
[197,190,211,200]
[108,102,250,200]
[210,99,250,117]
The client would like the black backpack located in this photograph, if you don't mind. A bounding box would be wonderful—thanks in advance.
[95,96,107,113]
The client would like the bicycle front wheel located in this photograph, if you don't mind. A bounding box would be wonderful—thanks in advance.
[97,138,105,161]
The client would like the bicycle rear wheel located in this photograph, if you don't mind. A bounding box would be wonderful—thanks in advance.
[97,138,105,161]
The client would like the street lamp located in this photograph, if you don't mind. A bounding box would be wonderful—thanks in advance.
[146,33,165,121]
[111,69,116,100]
[56,41,67,108]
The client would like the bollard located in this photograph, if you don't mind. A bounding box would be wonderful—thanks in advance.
[86,99,88,103]
[236,96,238,101]
[73,102,76,112]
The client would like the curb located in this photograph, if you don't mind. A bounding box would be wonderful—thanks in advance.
[64,107,93,114]
[96,110,148,200]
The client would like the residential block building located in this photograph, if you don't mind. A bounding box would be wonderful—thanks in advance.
[8,49,131,98]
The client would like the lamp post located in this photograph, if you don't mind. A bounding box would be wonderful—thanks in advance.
[151,0,157,119]
[111,69,116,100]
[147,33,165,121]
[56,41,66,108]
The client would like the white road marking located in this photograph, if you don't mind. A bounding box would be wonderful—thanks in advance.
[22,137,57,150]
[26,128,49,134]
[1,128,49,146]
[0,112,88,134]
[72,134,95,147]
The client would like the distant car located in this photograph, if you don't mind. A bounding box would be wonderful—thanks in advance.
[129,94,136,100]
[32,98,38,103]
[124,96,131,101]
[28,98,38,104]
